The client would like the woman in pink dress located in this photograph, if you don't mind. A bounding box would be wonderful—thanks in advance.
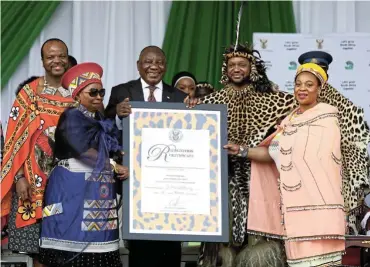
[224,63,345,266]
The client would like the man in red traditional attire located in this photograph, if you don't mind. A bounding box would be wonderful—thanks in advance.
[1,38,76,267]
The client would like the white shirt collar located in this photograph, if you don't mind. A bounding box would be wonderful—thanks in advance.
[140,78,163,90]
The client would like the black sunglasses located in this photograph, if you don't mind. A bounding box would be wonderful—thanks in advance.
[87,88,105,97]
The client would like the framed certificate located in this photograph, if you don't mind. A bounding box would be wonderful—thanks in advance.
[121,102,228,242]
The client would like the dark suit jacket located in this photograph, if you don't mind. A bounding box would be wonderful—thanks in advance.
[105,79,185,267]
[105,78,187,119]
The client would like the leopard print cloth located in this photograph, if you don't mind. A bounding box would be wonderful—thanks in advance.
[202,84,295,244]
[318,84,370,232]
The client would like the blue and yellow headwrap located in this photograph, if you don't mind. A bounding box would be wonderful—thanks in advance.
[295,63,328,87]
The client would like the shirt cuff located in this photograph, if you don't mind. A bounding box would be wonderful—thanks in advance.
[115,115,123,130]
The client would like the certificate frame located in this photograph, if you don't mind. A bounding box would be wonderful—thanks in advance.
[122,102,229,242]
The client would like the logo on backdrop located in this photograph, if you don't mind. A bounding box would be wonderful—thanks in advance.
[288,61,297,70]
[316,39,324,49]
[284,81,295,92]
[345,61,354,70]
[340,81,356,91]
[340,40,356,50]
[284,41,299,51]
[264,60,272,71]
[260,39,268,49]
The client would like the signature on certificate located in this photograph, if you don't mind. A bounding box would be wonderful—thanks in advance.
[168,196,182,207]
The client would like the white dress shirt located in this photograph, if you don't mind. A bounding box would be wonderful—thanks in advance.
[115,79,163,130]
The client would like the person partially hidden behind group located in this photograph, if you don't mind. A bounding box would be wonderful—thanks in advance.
[1,38,76,267]
[38,62,128,267]
[172,71,197,97]
[68,55,77,69]
[224,63,346,266]
[194,81,214,98]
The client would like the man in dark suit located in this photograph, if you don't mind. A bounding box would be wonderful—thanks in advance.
[105,46,186,120]
[105,46,186,267]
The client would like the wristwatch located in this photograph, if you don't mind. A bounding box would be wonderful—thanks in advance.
[110,159,118,173]
[14,174,25,184]
[237,145,249,158]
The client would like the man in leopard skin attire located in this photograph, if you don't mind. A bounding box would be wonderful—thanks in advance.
[189,44,370,267]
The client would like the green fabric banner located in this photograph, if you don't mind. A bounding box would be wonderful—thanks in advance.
[1,1,60,89]
[162,1,296,89]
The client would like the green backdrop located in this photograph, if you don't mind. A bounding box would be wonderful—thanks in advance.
[162,1,296,89]
[1,1,60,88]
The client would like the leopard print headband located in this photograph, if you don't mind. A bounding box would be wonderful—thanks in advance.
[220,51,262,85]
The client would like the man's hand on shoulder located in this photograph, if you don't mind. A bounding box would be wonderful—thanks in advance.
[116,98,132,118]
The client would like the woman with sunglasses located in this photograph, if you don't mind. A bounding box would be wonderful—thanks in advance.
[38,63,128,267]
